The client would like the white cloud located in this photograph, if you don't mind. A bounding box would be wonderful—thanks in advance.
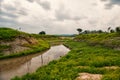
[0,0,120,34]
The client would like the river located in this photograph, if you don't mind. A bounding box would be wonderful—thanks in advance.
[0,45,70,80]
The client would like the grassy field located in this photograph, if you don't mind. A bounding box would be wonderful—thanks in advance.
[12,40,120,80]
[1,28,119,79]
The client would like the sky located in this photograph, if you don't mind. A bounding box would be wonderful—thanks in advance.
[0,0,120,34]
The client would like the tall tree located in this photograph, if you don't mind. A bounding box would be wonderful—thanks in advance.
[77,28,82,34]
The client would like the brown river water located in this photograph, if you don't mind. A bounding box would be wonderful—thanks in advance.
[0,45,70,80]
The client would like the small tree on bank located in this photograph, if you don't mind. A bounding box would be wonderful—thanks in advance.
[39,31,46,35]
[77,28,82,34]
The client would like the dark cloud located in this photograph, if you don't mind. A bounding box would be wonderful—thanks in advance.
[55,9,71,21]
[1,11,18,18]
[27,0,51,10]
[73,17,81,21]
[17,8,28,16]
[55,5,85,21]
[101,0,108,1]
[0,17,17,24]
[55,5,70,21]
[0,0,4,2]
[39,1,51,10]
[0,12,18,27]
[91,3,98,6]
[2,3,28,16]
[3,4,17,11]
[27,0,34,3]
[105,3,114,9]
[0,1,28,27]
[101,0,120,9]
[17,10,27,16]
[0,0,2,1]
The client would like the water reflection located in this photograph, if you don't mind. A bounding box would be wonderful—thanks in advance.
[0,45,70,80]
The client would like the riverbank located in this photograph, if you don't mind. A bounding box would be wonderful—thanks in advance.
[0,28,50,60]
[12,41,120,80]
[0,45,69,80]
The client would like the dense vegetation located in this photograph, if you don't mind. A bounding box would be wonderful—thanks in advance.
[12,40,120,80]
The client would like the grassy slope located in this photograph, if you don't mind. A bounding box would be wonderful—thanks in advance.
[12,40,120,80]
[0,27,50,59]
[0,27,29,41]
[75,33,120,48]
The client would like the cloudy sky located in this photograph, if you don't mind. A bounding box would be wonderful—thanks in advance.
[0,0,120,34]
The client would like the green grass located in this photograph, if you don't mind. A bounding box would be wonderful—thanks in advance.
[12,41,120,80]
[0,27,29,41]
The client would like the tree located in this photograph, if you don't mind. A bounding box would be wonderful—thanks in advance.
[77,28,82,34]
[110,29,115,33]
[98,30,103,33]
[84,30,90,34]
[115,27,120,33]
[108,27,111,33]
[39,31,46,35]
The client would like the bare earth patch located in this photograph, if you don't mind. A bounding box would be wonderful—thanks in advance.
[104,66,119,70]
[0,36,38,55]
[76,73,102,80]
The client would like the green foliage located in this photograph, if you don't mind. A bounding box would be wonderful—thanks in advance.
[12,41,120,80]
